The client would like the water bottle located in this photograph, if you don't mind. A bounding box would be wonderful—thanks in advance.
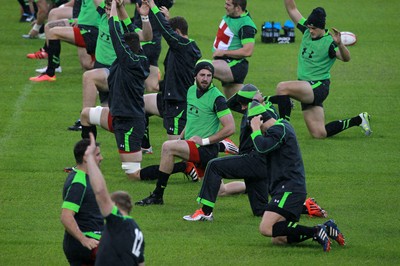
[283,20,295,42]
[262,22,273,43]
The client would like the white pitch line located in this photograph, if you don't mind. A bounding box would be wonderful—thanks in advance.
[0,83,33,151]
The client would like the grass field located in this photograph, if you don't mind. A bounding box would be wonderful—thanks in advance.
[1,0,399,265]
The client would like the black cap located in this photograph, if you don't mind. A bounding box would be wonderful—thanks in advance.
[306,7,326,29]
[194,59,214,77]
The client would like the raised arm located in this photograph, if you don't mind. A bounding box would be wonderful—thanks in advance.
[284,0,303,25]
[331,27,351,62]
[144,0,184,49]
[136,1,152,41]
[85,133,114,217]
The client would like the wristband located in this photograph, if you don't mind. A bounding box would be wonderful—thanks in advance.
[33,24,42,32]
[202,138,210,146]
[141,15,149,22]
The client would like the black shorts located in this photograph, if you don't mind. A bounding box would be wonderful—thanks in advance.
[93,61,111,104]
[221,58,249,85]
[162,101,186,135]
[63,233,95,266]
[78,25,98,55]
[266,192,307,222]
[142,41,161,67]
[301,79,330,110]
[197,144,219,169]
[55,0,69,7]
[112,116,145,153]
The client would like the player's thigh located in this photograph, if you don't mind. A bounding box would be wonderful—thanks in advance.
[119,151,142,164]
[162,140,190,160]
[50,26,75,43]
[100,107,111,131]
[48,6,72,21]
[144,93,160,116]
[208,154,265,179]
[212,59,234,82]
[276,80,314,103]
[46,18,71,31]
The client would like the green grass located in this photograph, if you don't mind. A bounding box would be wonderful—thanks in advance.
[1,0,400,265]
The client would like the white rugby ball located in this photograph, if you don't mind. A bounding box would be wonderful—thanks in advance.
[340,31,357,46]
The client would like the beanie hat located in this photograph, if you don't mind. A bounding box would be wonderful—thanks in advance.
[194,59,214,77]
[237,84,259,105]
[247,100,273,123]
[306,7,326,29]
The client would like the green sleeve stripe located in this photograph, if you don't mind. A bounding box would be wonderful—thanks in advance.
[84,231,101,240]
[217,108,231,118]
[99,1,105,8]
[140,41,156,45]
[251,130,262,140]
[151,6,160,14]
[197,197,215,208]
[71,170,87,186]
[299,17,306,26]
[62,201,80,212]
[113,16,120,22]
[123,17,131,25]
[241,38,255,44]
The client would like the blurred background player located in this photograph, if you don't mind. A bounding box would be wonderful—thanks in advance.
[212,0,257,99]
[29,0,100,82]
[132,0,174,93]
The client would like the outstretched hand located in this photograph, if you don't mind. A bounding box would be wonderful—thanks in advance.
[331,27,342,45]
[159,6,170,19]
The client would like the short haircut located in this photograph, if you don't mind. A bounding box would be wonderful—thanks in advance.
[169,16,188,36]
[124,31,140,54]
[232,0,247,10]
[111,191,133,214]
[74,139,99,165]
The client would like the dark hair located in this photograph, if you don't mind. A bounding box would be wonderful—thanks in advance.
[73,139,99,164]
[169,16,188,35]
[232,0,247,11]
[111,191,133,214]
[124,31,140,54]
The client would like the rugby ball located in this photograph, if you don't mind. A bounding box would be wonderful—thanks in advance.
[341,31,357,46]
